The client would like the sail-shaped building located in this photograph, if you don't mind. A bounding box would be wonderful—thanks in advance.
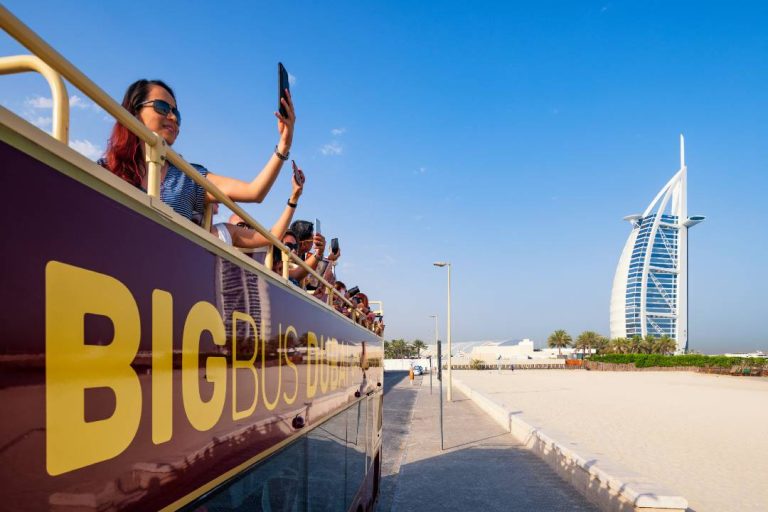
[609,136,705,353]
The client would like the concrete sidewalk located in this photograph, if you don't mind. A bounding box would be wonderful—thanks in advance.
[388,377,597,512]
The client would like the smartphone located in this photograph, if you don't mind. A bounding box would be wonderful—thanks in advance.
[291,160,305,186]
[278,62,290,118]
[330,237,339,254]
[315,218,322,236]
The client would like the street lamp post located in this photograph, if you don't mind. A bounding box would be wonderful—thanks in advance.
[433,261,452,401]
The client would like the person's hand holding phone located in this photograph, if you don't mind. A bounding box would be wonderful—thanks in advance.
[327,238,341,262]
[275,65,295,150]
[290,161,304,204]
[312,233,326,258]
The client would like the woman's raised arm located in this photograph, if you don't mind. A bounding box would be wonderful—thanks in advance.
[229,173,304,248]
[207,89,296,203]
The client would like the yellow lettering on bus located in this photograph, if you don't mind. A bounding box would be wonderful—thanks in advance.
[261,324,282,410]
[306,331,318,398]
[342,343,349,386]
[330,338,339,390]
[283,325,298,404]
[339,343,347,387]
[152,290,173,444]
[231,311,259,421]
[45,261,141,476]
[182,301,226,431]
[319,335,330,393]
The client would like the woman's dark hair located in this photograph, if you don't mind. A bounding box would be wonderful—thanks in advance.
[104,79,175,187]
[289,220,314,242]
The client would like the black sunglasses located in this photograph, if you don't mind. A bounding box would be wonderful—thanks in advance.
[236,222,251,228]
[137,99,181,126]
[284,242,298,251]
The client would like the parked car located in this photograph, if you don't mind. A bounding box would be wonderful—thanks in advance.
[412,365,424,376]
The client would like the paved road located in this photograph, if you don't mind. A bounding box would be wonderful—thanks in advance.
[378,371,598,512]
[378,371,422,512]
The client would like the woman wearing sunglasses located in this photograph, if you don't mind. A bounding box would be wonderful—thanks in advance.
[102,79,295,223]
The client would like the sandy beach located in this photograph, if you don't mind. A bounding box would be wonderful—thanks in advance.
[453,369,768,512]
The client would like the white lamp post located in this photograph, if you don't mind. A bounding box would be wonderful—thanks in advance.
[430,314,439,348]
[433,261,452,401]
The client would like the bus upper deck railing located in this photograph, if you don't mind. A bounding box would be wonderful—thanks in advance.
[0,5,371,328]
[0,54,69,142]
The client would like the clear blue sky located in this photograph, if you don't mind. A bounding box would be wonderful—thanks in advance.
[2,1,766,353]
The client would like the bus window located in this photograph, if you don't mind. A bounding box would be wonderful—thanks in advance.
[346,400,367,507]
[188,437,306,511]
[307,411,347,511]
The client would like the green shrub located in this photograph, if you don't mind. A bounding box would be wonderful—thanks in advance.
[469,358,484,370]
[589,354,767,369]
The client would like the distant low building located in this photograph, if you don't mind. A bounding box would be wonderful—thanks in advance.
[425,339,583,363]
[471,339,535,362]
[723,351,767,359]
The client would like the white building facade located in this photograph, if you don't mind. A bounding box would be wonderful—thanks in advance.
[610,136,705,353]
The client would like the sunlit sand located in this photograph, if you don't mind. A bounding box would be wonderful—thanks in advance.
[454,369,768,512]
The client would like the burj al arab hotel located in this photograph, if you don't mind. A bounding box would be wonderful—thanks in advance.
[610,135,705,353]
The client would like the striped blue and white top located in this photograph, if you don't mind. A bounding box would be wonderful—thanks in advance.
[161,163,209,224]
[98,160,209,225]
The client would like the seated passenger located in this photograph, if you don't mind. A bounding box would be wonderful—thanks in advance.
[352,292,372,328]
[373,315,385,336]
[332,281,349,314]
[287,220,326,284]
[272,230,302,286]
[307,237,341,299]
[332,280,358,318]
[102,79,295,223]
[212,171,303,248]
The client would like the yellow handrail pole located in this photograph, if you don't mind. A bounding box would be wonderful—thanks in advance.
[202,204,213,231]
[0,5,160,149]
[0,55,69,143]
[281,250,290,280]
[144,135,166,198]
[263,244,274,271]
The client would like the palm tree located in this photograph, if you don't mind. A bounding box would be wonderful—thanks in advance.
[547,329,572,356]
[574,331,599,360]
[640,335,657,354]
[629,335,643,354]
[390,339,408,359]
[412,339,427,358]
[654,335,676,355]
[610,337,629,354]
[594,336,610,355]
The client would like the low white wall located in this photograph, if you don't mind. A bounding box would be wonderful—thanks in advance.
[384,358,432,371]
[453,377,688,512]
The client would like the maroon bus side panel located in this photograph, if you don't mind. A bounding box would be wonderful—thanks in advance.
[0,139,383,511]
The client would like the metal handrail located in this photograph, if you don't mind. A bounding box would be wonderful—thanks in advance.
[0,6,366,326]
[0,54,69,143]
